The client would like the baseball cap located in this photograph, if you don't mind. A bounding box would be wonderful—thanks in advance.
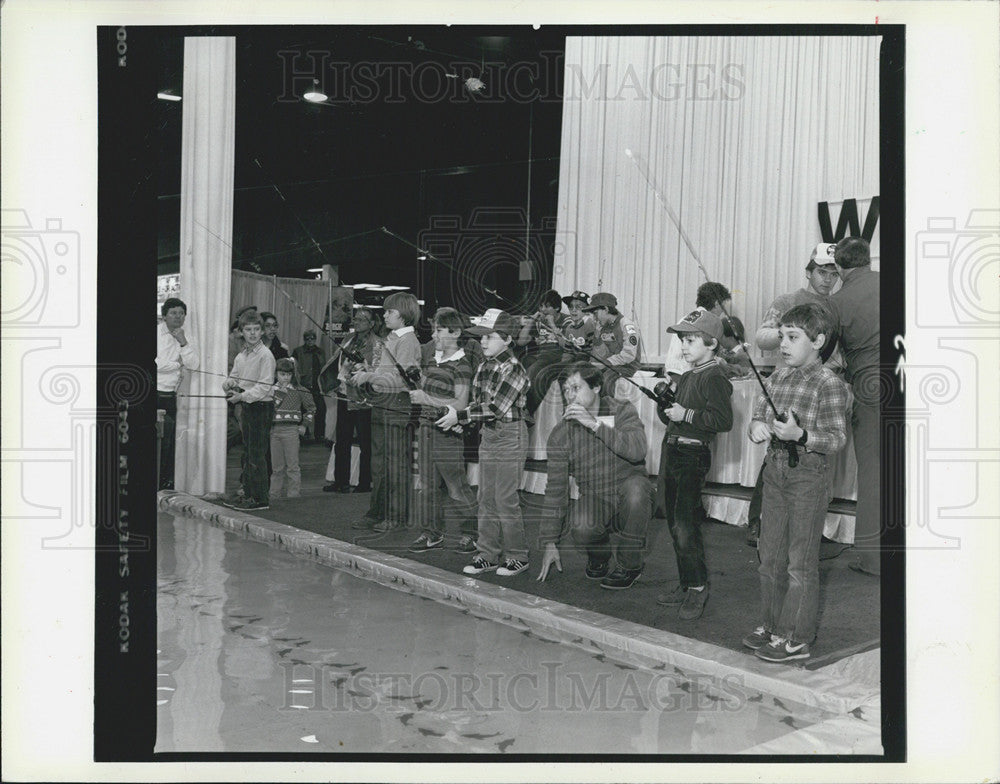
[667,308,724,341]
[807,242,838,270]
[582,292,618,312]
[467,308,519,339]
[561,290,590,307]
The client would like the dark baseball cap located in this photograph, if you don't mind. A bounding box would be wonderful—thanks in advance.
[667,308,724,341]
[561,290,590,307]
[467,308,519,339]
[582,292,618,312]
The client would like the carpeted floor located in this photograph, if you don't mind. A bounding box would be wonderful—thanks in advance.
[218,441,880,668]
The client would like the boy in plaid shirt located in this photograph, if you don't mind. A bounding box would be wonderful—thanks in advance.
[436,309,531,577]
[745,302,850,663]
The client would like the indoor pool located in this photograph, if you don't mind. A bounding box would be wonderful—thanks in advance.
[157,512,848,754]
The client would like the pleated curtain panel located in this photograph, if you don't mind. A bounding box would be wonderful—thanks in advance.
[175,37,236,496]
[229,269,331,353]
[552,36,880,363]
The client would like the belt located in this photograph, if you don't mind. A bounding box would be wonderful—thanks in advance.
[484,417,522,428]
[667,435,704,446]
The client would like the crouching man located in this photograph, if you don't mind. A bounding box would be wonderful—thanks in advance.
[536,361,654,589]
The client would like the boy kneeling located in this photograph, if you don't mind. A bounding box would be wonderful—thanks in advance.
[745,303,849,662]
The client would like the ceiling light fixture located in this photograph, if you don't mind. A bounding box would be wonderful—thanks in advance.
[303,79,328,103]
[306,267,323,273]
[157,92,182,102]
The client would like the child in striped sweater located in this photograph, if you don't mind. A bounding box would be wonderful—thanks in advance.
[269,357,316,499]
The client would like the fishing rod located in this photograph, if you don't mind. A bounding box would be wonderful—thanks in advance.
[188,368,416,418]
[624,148,799,466]
[379,226,675,408]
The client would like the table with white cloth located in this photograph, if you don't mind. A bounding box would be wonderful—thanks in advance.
[526,375,858,543]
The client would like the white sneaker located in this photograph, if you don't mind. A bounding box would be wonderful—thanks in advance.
[496,559,529,577]
[462,555,498,575]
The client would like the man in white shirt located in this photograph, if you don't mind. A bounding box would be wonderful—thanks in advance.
[156,298,200,490]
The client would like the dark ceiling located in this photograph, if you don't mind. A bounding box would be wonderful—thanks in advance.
[156,26,567,315]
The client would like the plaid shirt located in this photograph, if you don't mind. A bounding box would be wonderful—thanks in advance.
[458,348,528,425]
[752,359,849,455]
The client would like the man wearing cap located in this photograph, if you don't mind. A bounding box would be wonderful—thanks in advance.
[756,243,844,370]
[292,329,327,441]
[583,292,644,396]
[828,237,880,577]
[744,243,845,546]
[436,309,531,578]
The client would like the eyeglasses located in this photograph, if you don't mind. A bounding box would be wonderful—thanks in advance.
[562,383,583,395]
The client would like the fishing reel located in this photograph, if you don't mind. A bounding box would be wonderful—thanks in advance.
[403,366,423,389]
[651,380,676,409]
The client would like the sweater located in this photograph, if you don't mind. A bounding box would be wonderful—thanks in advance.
[666,360,734,442]
[540,397,649,544]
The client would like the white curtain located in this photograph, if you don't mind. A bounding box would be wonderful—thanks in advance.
[229,269,332,357]
[553,36,881,362]
[176,37,236,495]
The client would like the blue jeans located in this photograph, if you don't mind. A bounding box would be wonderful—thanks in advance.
[270,425,301,497]
[658,440,711,587]
[567,473,653,571]
[758,448,831,643]
[240,401,274,503]
[416,423,478,537]
[475,420,528,562]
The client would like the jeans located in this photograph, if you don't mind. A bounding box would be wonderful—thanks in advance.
[270,425,301,497]
[241,401,274,503]
[475,420,528,562]
[415,423,478,537]
[334,400,372,488]
[658,440,711,587]
[851,392,881,571]
[758,448,831,643]
[365,394,414,525]
[747,461,766,529]
[567,473,653,571]
[157,391,177,490]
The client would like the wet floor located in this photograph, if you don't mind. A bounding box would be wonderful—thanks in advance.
[157,512,849,754]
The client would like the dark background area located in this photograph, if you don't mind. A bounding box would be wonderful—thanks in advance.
[155,26,567,316]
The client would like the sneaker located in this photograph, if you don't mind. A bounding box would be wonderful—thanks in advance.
[351,518,378,530]
[656,584,687,605]
[463,555,499,575]
[218,492,243,508]
[741,625,774,651]
[755,637,811,663]
[322,483,343,493]
[678,586,709,619]
[584,556,611,580]
[354,484,372,493]
[746,519,760,548]
[373,520,400,533]
[452,535,478,554]
[496,559,529,577]
[231,497,269,512]
[599,565,642,590]
[408,533,444,553]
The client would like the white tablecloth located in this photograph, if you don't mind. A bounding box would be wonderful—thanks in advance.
[527,375,859,543]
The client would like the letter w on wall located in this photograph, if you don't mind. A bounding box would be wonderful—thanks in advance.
[818,197,880,242]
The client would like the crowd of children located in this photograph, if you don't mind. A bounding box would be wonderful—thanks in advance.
[213,239,868,665]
